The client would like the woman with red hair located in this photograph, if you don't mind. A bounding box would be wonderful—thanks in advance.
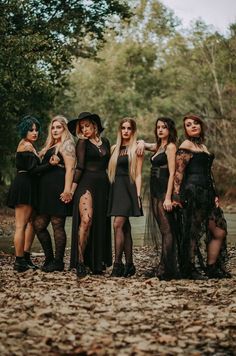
[172,114,231,279]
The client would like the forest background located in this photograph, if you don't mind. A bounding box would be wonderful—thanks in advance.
[1,0,236,205]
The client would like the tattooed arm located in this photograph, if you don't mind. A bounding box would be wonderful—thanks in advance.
[59,139,76,203]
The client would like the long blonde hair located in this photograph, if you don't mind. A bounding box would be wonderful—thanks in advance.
[41,115,73,155]
[108,118,137,183]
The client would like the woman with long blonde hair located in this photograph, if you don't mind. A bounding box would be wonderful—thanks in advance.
[33,115,76,272]
[108,118,144,277]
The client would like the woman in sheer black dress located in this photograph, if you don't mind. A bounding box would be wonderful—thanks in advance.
[68,112,112,277]
[33,116,75,272]
[172,114,231,279]
[108,118,144,277]
[7,115,58,272]
[137,118,179,280]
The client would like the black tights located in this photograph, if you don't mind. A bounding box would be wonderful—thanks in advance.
[113,217,133,264]
[33,214,66,262]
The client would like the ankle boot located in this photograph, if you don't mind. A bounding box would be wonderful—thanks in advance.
[24,251,38,269]
[206,263,231,279]
[76,262,87,277]
[14,257,30,273]
[190,264,208,280]
[38,237,54,268]
[110,263,124,277]
[42,259,64,272]
[123,263,136,277]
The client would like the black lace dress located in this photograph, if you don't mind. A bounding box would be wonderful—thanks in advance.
[107,147,142,217]
[7,151,48,209]
[173,149,227,276]
[146,151,179,279]
[70,138,112,272]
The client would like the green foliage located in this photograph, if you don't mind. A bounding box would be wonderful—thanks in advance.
[56,0,236,192]
[0,0,130,182]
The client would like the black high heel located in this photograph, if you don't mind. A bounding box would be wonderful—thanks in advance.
[123,263,136,277]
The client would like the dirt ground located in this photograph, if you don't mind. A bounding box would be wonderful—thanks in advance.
[0,209,236,355]
[0,246,235,355]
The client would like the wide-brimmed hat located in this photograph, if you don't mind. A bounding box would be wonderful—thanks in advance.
[67,112,104,136]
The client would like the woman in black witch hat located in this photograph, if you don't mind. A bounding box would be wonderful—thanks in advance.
[68,112,112,277]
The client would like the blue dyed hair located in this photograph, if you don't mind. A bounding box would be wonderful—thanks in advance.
[17,115,41,139]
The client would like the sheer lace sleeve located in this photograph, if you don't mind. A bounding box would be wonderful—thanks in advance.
[173,149,192,201]
[73,139,87,183]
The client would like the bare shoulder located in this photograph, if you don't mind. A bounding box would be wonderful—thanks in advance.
[179,140,193,150]
[17,140,34,152]
[166,142,176,153]
[60,139,76,157]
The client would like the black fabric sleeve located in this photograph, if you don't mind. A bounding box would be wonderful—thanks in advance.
[73,139,87,184]
[24,153,52,175]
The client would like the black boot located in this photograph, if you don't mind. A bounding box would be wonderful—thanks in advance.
[38,238,54,270]
[76,262,87,278]
[189,264,208,280]
[110,262,124,277]
[144,267,158,278]
[24,251,38,270]
[14,256,30,272]
[42,259,64,272]
[206,263,231,279]
[123,263,136,277]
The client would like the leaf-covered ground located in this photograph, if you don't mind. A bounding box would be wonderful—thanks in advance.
[0,245,235,356]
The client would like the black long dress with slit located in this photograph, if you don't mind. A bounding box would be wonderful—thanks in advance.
[146,150,179,279]
[173,149,228,277]
[70,138,112,272]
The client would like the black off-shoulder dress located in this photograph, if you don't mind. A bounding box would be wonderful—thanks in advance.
[7,151,48,209]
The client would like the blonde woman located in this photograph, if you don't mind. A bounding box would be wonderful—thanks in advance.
[108,118,144,277]
[68,112,112,277]
[33,115,75,272]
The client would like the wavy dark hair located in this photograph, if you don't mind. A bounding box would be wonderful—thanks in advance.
[155,117,177,149]
[17,115,41,139]
[183,114,205,142]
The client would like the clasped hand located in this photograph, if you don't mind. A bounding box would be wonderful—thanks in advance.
[49,154,60,165]
[60,191,73,204]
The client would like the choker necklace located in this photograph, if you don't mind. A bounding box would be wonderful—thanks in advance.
[189,136,203,145]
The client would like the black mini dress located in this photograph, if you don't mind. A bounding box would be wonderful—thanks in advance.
[38,147,72,217]
[7,151,42,209]
[108,147,142,217]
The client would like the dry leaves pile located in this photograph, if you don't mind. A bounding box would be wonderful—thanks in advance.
[0,246,235,356]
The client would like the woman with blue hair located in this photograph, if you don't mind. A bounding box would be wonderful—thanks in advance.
[7,115,58,272]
